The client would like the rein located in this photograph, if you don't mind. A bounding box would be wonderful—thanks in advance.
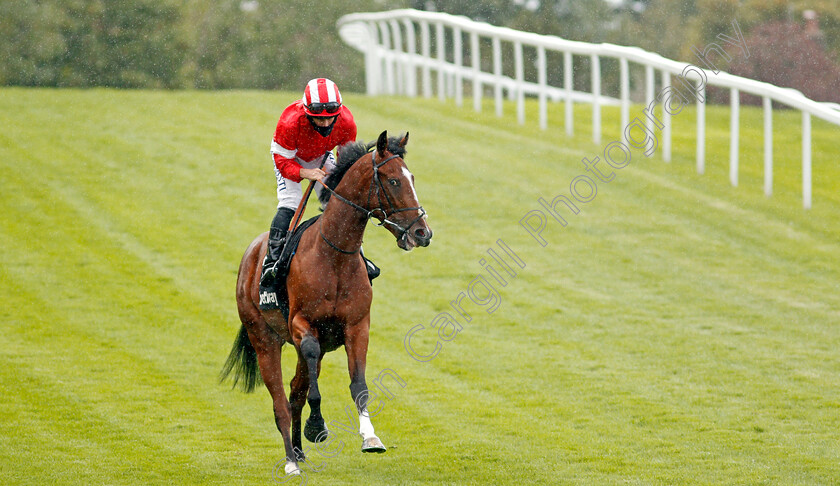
[317,151,426,254]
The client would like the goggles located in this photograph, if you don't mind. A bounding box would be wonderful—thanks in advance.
[306,102,341,115]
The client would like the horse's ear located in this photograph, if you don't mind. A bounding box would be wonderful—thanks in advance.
[376,131,388,156]
[399,131,409,148]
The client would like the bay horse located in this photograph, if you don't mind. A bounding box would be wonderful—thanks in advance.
[222,131,432,476]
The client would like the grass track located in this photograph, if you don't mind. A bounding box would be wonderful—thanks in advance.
[1,87,839,485]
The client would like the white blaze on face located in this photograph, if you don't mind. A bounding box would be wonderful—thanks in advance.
[359,409,376,440]
[401,166,420,204]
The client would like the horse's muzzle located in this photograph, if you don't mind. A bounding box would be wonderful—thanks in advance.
[398,224,433,251]
[412,226,432,247]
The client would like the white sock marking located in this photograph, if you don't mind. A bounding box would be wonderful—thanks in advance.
[359,409,376,440]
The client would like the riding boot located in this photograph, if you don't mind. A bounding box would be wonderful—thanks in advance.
[360,247,380,284]
[260,207,295,287]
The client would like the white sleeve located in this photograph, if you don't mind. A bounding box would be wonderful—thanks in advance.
[271,140,297,159]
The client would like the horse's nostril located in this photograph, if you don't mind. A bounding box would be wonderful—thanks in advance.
[414,227,432,242]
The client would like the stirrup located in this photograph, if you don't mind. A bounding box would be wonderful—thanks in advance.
[364,258,380,282]
[260,260,279,287]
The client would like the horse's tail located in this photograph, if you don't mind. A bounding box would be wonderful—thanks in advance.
[219,324,262,393]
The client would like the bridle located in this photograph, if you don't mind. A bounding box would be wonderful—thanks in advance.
[317,150,426,254]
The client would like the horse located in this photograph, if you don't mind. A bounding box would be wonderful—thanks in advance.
[221,131,432,476]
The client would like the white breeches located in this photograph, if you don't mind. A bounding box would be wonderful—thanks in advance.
[275,151,337,209]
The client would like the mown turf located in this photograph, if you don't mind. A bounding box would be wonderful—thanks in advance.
[1,87,839,485]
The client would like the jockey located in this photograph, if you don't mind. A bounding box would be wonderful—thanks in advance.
[260,78,366,286]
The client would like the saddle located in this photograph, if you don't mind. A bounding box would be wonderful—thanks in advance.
[258,215,382,314]
[258,215,321,314]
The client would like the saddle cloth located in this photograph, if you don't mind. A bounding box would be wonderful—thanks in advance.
[258,215,321,314]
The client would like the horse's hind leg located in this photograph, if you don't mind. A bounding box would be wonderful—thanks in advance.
[245,322,300,475]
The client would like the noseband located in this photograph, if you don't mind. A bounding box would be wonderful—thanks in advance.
[317,151,426,254]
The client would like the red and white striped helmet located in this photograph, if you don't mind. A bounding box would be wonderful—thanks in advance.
[302,78,343,117]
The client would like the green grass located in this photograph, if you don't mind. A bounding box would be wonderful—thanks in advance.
[1,87,839,485]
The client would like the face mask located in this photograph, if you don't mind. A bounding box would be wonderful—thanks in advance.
[308,116,336,137]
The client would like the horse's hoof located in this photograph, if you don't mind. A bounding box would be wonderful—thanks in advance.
[304,417,329,443]
[294,447,306,462]
[285,461,301,475]
[361,436,387,453]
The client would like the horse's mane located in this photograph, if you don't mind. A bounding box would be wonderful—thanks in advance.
[318,134,407,207]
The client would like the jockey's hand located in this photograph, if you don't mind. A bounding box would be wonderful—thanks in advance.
[300,168,328,182]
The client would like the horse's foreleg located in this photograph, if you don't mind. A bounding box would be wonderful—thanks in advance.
[345,318,387,453]
[299,334,329,443]
[303,356,330,444]
[290,315,330,447]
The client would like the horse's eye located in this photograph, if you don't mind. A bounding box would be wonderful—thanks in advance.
[388,179,401,187]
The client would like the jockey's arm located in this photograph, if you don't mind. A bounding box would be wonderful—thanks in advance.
[273,153,327,183]
[300,167,327,182]
[273,152,305,183]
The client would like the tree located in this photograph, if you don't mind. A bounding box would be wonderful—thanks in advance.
[728,20,840,104]
[184,0,409,90]
[411,0,518,26]
[0,0,186,88]
[0,1,68,86]
[611,0,697,61]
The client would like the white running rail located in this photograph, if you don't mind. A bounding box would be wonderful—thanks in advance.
[338,9,840,209]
